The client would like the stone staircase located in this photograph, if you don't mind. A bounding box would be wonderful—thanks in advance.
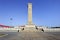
[20,27,42,32]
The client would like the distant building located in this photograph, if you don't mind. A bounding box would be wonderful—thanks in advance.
[51,27,60,28]
[0,24,13,28]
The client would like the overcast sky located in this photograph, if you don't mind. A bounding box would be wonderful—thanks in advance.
[0,0,60,27]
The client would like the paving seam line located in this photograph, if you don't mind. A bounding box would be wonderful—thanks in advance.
[0,34,8,37]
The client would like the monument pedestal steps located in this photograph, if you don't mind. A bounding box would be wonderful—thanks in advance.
[20,26,42,32]
[20,29,42,32]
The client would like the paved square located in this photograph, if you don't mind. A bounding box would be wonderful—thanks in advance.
[0,32,60,40]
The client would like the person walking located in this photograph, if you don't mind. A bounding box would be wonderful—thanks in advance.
[41,28,44,32]
[18,30,19,32]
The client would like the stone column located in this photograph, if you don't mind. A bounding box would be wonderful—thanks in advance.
[25,3,35,28]
[28,3,32,25]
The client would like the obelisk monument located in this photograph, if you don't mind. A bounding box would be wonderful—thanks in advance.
[28,3,32,24]
[25,3,35,27]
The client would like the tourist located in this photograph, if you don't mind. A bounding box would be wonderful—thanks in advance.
[22,28,24,31]
[18,30,19,32]
[41,28,44,32]
[36,27,38,30]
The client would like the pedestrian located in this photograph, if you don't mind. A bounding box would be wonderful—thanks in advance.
[22,28,24,31]
[22,28,24,30]
[18,30,19,32]
[36,27,38,30]
[41,28,44,32]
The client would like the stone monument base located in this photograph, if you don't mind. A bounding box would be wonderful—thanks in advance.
[25,24,35,30]
[21,24,38,32]
[20,27,41,32]
[25,24,35,27]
